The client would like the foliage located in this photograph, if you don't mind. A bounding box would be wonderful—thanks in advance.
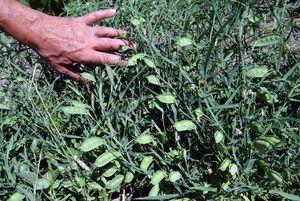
[1,0,300,200]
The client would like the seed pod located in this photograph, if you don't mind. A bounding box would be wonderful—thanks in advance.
[269,170,284,184]
[252,35,282,48]
[219,159,231,171]
[106,174,124,189]
[94,151,121,168]
[254,139,272,151]
[260,136,282,147]
[150,170,166,185]
[140,156,154,173]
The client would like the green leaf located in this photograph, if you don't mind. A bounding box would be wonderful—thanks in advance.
[246,67,269,78]
[127,54,146,66]
[177,37,193,47]
[149,185,160,197]
[252,35,282,47]
[169,171,182,182]
[146,75,161,86]
[140,156,153,172]
[95,151,121,168]
[150,170,166,185]
[124,172,134,183]
[219,159,231,171]
[136,134,153,145]
[156,94,176,104]
[214,131,224,144]
[81,72,96,82]
[130,17,146,26]
[194,108,203,118]
[174,120,196,132]
[229,164,238,176]
[79,137,105,152]
[62,106,89,115]
[269,190,300,201]
[7,192,25,201]
[36,178,50,190]
[103,166,118,177]
[106,174,124,189]
[144,58,156,68]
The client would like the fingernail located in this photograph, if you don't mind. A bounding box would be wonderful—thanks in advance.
[110,9,116,14]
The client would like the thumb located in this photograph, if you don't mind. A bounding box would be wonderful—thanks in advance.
[81,9,116,25]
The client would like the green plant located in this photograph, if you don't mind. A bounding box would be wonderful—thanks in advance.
[1,0,300,200]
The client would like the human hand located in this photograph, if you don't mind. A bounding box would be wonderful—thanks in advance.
[27,9,133,83]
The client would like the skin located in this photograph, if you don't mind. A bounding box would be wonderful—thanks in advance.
[0,0,134,83]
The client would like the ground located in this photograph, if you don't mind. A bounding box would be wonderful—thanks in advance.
[0,0,300,200]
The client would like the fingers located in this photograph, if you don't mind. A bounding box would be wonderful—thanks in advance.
[52,63,90,84]
[83,51,127,66]
[95,26,128,38]
[81,9,116,25]
[93,38,132,51]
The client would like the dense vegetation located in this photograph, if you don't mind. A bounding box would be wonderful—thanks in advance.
[1,0,300,200]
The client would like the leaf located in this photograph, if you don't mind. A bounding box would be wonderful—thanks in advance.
[136,134,153,145]
[106,174,124,189]
[246,67,269,78]
[252,35,282,47]
[36,178,50,190]
[219,159,231,171]
[124,172,134,183]
[169,171,182,182]
[177,37,193,47]
[130,17,146,26]
[79,137,105,152]
[140,156,153,173]
[156,94,176,104]
[103,166,118,177]
[229,164,238,176]
[127,54,146,66]
[0,103,10,110]
[146,75,161,86]
[214,131,224,144]
[7,192,25,201]
[174,120,196,132]
[269,190,300,201]
[150,170,166,185]
[17,171,36,185]
[144,58,156,68]
[95,151,121,168]
[149,185,160,197]
[62,106,89,115]
[194,108,203,118]
[81,72,96,82]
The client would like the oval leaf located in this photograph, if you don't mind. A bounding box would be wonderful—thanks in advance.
[177,37,193,47]
[246,67,269,78]
[106,174,124,189]
[140,156,153,173]
[157,94,176,104]
[214,131,224,144]
[174,120,196,132]
[81,72,96,82]
[80,137,105,152]
[136,134,153,145]
[7,192,25,201]
[95,151,120,168]
[124,172,134,183]
[146,75,161,86]
[149,184,160,197]
[62,106,89,115]
[169,171,182,183]
[150,170,166,185]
